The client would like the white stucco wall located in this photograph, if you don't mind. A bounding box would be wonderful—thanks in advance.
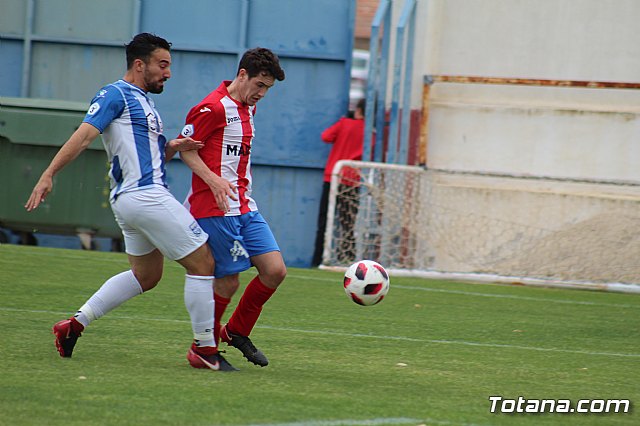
[422,0,640,82]
[367,0,640,285]
[427,83,640,181]
[404,0,640,182]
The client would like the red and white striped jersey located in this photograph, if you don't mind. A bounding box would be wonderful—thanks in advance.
[180,81,258,218]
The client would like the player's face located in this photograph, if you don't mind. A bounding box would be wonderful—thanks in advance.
[238,70,275,106]
[142,49,172,94]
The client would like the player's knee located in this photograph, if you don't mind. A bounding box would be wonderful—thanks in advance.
[135,271,162,292]
[195,256,214,276]
[200,247,215,271]
[180,245,214,276]
[264,264,287,288]
[275,265,287,284]
[215,277,240,297]
[228,280,241,294]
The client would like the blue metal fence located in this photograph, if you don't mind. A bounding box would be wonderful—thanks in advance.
[0,0,356,267]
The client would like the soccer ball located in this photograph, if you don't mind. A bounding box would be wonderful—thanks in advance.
[343,260,390,306]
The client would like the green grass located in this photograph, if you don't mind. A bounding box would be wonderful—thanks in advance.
[0,244,639,426]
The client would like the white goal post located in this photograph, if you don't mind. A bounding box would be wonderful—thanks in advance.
[320,160,640,293]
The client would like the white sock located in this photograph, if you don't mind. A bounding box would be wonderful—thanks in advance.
[184,274,216,348]
[74,270,143,327]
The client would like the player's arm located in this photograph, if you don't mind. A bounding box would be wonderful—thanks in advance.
[25,122,100,211]
[180,149,237,213]
[165,137,204,162]
[321,119,343,143]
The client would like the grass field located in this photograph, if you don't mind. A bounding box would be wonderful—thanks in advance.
[0,244,638,426]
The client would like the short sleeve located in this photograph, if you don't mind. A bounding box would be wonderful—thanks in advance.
[179,102,226,141]
[82,85,125,133]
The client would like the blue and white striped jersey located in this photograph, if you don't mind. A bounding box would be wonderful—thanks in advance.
[83,80,167,201]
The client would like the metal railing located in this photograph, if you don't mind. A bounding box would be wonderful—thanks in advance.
[363,0,418,165]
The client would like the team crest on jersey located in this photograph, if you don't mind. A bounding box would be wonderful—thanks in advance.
[181,124,194,137]
[87,102,100,115]
[146,113,162,133]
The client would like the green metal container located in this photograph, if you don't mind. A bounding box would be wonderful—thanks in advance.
[0,97,120,239]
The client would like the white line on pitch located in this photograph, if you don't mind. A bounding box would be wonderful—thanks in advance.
[391,285,640,308]
[1,249,636,309]
[255,325,640,358]
[246,418,422,426]
[2,307,639,358]
[244,417,478,426]
[285,273,640,309]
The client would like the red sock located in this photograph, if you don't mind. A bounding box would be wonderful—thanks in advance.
[191,342,218,356]
[213,292,231,345]
[227,276,275,337]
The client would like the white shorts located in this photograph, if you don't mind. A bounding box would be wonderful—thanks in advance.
[110,186,208,260]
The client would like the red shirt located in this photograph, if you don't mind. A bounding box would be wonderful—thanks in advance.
[321,117,364,184]
[180,81,257,218]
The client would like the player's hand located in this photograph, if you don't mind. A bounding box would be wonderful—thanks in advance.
[25,175,53,211]
[169,137,204,152]
[207,175,238,213]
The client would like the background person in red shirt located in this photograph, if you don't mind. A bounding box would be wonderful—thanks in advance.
[312,99,365,267]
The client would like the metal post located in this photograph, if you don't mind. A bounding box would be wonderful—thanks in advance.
[132,0,141,35]
[237,0,249,62]
[20,0,35,97]
[398,0,417,164]
[375,4,392,163]
[363,0,391,163]
[387,2,405,164]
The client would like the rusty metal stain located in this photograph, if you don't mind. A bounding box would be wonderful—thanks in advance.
[418,82,432,166]
[426,75,640,90]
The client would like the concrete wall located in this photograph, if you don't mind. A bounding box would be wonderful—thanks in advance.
[405,0,640,183]
[421,0,639,82]
[426,83,640,182]
[366,0,640,284]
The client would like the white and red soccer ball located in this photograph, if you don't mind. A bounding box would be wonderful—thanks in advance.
[343,260,390,306]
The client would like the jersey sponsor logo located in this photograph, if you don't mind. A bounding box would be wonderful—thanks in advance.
[227,116,241,124]
[87,102,100,115]
[200,107,211,113]
[181,124,195,137]
[230,240,249,261]
[225,143,251,157]
[97,89,107,98]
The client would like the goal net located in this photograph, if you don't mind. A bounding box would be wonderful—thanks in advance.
[321,160,640,293]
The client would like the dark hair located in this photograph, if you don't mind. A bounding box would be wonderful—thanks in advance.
[237,47,285,81]
[125,33,172,69]
[356,98,366,114]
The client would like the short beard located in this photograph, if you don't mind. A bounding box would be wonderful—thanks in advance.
[147,84,164,94]
[143,71,165,94]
